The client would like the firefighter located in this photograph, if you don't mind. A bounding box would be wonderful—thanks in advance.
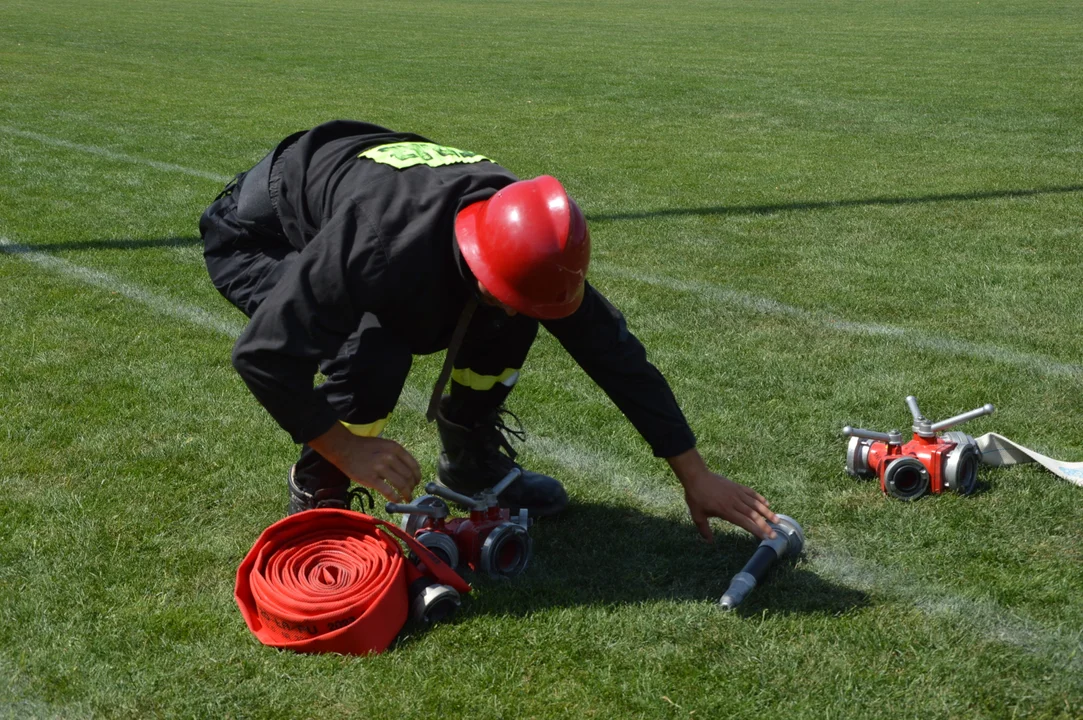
[199,120,778,540]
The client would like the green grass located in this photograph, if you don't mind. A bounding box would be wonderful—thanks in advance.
[2,0,1082,717]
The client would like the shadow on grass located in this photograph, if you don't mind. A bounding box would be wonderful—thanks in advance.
[586,184,1083,222]
[1,236,201,253]
[459,500,868,619]
[7,183,1079,254]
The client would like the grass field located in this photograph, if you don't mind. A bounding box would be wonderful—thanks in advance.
[2,0,1082,717]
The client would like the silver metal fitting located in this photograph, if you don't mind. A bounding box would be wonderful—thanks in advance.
[906,395,935,437]
[846,436,874,478]
[719,572,757,610]
[410,582,461,624]
[943,441,980,495]
[768,514,806,558]
[512,507,530,529]
[479,522,532,578]
[883,456,930,500]
[396,495,450,535]
[416,530,460,569]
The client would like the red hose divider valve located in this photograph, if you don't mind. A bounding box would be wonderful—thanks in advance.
[235,508,471,655]
[843,395,995,501]
[385,468,533,579]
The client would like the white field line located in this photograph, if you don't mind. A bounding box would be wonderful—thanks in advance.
[3,239,1078,668]
[0,126,231,183]
[815,550,1083,670]
[0,237,244,338]
[596,263,1083,379]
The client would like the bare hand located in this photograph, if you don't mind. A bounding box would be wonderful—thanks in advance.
[308,423,422,503]
[667,448,779,541]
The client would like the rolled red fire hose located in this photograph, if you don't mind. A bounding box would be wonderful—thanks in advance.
[235,508,471,655]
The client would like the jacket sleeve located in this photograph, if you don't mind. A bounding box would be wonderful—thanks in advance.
[542,282,696,458]
[230,205,389,444]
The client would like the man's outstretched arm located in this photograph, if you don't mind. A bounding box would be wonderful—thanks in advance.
[544,283,778,540]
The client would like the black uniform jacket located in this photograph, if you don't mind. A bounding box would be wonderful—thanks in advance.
[231,120,695,458]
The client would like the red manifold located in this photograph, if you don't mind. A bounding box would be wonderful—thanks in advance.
[843,396,994,500]
[386,469,532,578]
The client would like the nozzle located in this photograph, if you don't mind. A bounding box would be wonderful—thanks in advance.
[719,572,757,610]
[719,514,805,611]
[770,514,805,558]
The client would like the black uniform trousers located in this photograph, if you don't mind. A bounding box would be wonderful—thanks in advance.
[199,157,538,496]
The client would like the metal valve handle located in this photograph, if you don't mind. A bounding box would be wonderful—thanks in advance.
[905,395,925,421]
[422,468,523,511]
[423,482,487,511]
[386,495,452,535]
[385,502,446,518]
[843,426,903,445]
[930,403,995,432]
[855,396,996,441]
[906,396,994,436]
[489,468,523,497]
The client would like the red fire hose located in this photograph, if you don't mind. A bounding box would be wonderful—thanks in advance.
[235,508,471,655]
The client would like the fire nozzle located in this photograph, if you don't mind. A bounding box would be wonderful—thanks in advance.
[719,514,805,611]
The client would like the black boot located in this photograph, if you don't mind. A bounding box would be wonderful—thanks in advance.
[435,399,567,519]
[286,465,373,516]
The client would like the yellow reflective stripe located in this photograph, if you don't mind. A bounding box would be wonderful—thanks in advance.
[339,416,390,437]
[450,367,519,392]
[358,142,490,170]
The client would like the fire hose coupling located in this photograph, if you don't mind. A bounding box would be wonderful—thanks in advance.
[386,468,533,579]
[843,396,994,500]
[408,577,461,625]
[415,530,460,569]
[719,514,805,611]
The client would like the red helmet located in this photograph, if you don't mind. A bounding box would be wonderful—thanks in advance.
[455,175,590,319]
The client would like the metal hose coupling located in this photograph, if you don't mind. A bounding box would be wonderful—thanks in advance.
[719,514,805,611]
[479,520,532,578]
[416,530,460,569]
[409,577,461,624]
